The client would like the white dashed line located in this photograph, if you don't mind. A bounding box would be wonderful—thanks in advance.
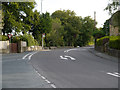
[45,79,51,84]
[41,76,46,80]
[35,69,57,88]
[51,84,57,88]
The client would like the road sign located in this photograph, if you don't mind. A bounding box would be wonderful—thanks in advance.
[43,33,45,38]
[8,34,12,39]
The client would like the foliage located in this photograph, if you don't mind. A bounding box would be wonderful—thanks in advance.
[21,34,39,46]
[105,0,119,15]
[109,36,120,50]
[0,35,8,41]
[11,34,38,46]
[32,12,52,45]
[93,28,105,39]
[46,18,64,47]
[51,10,95,47]
[102,19,110,36]
[2,2,35,35]
[96,35,120,50]
[96,36,109,46]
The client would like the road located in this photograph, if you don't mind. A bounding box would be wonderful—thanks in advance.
[2,47,119,88]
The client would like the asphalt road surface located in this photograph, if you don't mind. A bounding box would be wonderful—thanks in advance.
[30,47,119,88]
[2,47,119,88]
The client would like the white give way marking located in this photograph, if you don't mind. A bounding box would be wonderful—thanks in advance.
[22,51,38,60]
[60,55,76,61]
[107,72,120,78]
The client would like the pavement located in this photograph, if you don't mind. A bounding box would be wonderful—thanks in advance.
[87,46,118,63]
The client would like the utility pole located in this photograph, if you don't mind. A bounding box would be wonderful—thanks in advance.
[94,11,97,48]
[94,11,96,28]
[41,0,44,49]
[41,0,43,14]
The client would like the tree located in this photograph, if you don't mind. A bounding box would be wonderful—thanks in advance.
[2,2,35,35]
[105,0,119,15]
[102,19,110,36]
[80,16,95,46]
[32,12,52,45]
[46,18,64,47]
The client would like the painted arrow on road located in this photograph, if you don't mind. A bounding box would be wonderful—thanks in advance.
[60,55,76,61]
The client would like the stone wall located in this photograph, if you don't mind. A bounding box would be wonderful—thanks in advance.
[110,25,120,36]
[26,46,42,51]
[18,41,27,53]
[0,41,9,54]
[95,44,120,58]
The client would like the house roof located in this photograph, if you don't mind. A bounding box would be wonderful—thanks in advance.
[110,10,120,27]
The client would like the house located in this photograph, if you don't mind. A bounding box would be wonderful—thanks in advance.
[109,10,120,36]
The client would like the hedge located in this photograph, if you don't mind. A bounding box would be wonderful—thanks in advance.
[96,36,109,46]
[96,36,120,50]
[109,36,120,50]
[12,34,39,47]
[0,35,8,41]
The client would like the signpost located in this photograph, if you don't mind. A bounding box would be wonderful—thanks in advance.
[42,33,45,49]
[8,34,12,53]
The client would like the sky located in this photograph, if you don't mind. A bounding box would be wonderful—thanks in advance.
[34,0,111,28]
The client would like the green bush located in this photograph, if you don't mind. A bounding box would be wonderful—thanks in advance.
[93,30,105,39]
[11,34,39,47]
[96,36,109,46]
[96,35,120,50]
[22,34,39,47]
[12,36,20,43]
[0,35,8,41]
[109,36,120,50]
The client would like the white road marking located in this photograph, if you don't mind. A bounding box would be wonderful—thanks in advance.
[60,56,68,60]
[51,84,57,88]
[35,69,56,88]
[22,53,32,59]
[64,48,86,53]
[64,49,78,53]
[28,52,38,60]
[107,72,120,78]
[64,55,76,60]
[41,76,46,80]
[45,79,51,84]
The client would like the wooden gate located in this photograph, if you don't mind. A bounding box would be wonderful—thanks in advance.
[10,43,18,53]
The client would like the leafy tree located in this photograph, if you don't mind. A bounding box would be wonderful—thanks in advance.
[80,16,95,46]
[2,2,35,35]
[46,18,64,47]
[32,12,52,45]
[102,19,110,36]
[105,0,119,15]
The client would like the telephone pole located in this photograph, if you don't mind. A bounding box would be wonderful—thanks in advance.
[94,11,96,28]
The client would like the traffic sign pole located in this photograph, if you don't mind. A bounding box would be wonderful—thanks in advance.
[42,33,45,49]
